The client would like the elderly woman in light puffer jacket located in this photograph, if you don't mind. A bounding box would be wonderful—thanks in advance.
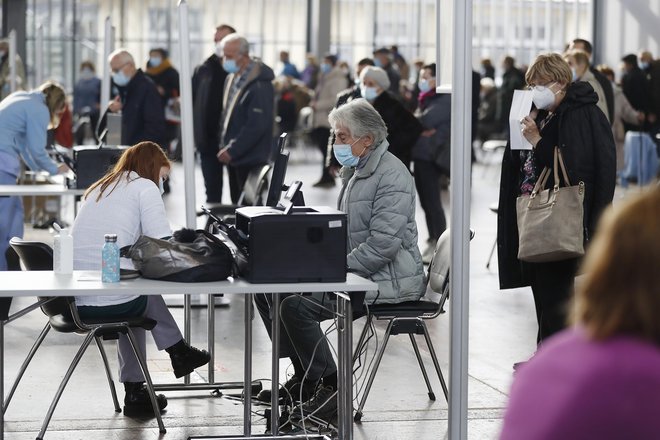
[253,98,425,420]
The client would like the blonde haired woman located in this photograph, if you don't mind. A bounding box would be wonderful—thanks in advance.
[501,186,660,439]
[0,81,69,271]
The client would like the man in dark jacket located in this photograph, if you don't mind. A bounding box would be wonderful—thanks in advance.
[497,56,525,133]
[108,49,166,149]
[372,47,401,96]
[621,53,651,132]
[568,38,615,124]
[192,24,236,203]
[639,51,660,130]
[217,34,275,203]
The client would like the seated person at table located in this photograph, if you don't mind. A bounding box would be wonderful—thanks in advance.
[254,98,426,420]
[71,141,210,416]
[500,186,660,439]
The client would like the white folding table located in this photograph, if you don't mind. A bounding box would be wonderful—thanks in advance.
[0,271,376,440]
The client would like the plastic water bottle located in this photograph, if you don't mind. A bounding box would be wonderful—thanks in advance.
[53,227,73,275]
[102,234,120,283]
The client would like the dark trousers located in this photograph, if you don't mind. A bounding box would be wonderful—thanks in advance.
[310,127,332,181]
[227,165,253,204]
[199,152,224,203]
[414,160,447,240]
[527,258,579,344]
[254,292,365,382]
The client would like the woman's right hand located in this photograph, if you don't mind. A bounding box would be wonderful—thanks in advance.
[57,163,71,174]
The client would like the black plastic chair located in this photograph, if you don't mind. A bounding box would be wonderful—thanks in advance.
[200,163,271,230]
[8,237,166,439]
[352,229,475,422]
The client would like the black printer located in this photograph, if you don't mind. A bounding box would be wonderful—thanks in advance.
[235,205,347,283]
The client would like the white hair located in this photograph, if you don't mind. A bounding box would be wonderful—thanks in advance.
[328,98,388,147]
[219,33,250,56]
[107,48,134,65]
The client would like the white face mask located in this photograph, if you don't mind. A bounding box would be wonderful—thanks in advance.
[532,83,559,110]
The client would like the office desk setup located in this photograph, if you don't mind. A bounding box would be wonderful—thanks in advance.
[0,270,376,440]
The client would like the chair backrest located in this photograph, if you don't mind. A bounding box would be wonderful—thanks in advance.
[9,237,69,317]
[238,164,272,206]
[426,229,475,308]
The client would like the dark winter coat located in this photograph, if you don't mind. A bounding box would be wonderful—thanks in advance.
[497,81,616,289]
[371,91,423,169]
[589,66,614,123]
[113,69,167,148]
[145,59,180,108]
[192,54,227,153]
[221,61,275,168]
[412,92,451,163]
[622,67,650,114]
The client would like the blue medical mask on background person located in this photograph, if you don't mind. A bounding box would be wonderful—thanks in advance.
[223,58,240,74]
[571,67,578,82]
[112,70,130,87]
[321,63,332,74]
[149,56,162,67]
[531,84,558,110]
[640,61,649,70]
[374,58,382,68]
[80,68,94,80]
[418,79,432,93]
[333,137,364,168]
[361,86,378,101]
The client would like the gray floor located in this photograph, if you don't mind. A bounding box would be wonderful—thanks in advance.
[4,143,636,440]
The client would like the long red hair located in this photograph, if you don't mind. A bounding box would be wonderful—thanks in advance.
[84,141,170,201]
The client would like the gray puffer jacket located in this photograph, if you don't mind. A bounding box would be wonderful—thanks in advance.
[338,139,426,304]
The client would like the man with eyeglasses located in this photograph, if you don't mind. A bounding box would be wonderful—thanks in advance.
[106,49,166,153]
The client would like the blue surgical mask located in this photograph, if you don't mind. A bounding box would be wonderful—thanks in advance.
[321,63,332,74]
[374,58,382,68]
[223,58,240,74]
[361,86,379,101]
[112,70,130,87]
[333,137,364,168]
[80,68,94,80]
[640,61,649,70]
[418,79,432,93]
[149,56,162,67]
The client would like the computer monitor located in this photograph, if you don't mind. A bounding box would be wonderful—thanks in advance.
[266,133,290,207]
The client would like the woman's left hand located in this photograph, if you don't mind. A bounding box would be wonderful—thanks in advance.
[520,116,542,146]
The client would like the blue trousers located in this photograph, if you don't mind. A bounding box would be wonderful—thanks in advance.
[0,156,24,272]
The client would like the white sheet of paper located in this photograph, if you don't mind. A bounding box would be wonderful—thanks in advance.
[509,89,534,150]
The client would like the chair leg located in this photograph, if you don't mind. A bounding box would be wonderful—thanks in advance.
[3,322,51,414]
[486,237,497,270]
[124,328,166,434]
[420,321,448,401]
[409,333,436,401]
[94,336,120,413]
[352,314,373,364]
[354,320,393,422]
[36,331,96,440]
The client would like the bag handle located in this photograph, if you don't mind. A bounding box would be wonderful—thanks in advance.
[530,166,551,198]
[552,147,572,190]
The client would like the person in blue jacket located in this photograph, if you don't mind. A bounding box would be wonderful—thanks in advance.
[0,81,70,271]
[216,34,275,203]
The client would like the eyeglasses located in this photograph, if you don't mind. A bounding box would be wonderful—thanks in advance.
[527,81,556,91]
[111,61,130,74]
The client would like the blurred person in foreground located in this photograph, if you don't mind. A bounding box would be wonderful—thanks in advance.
[497,53,616,353]
[500,186,660,440]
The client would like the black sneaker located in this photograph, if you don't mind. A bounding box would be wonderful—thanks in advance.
[123,382,167,417]
[169,342,211,378]
[293,385,337,421]
[256,375,317,404]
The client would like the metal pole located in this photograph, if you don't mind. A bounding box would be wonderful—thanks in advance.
[449,0,472,439]
[35,24,44,86]
[100,17,112,115]
[177,0,197,230]
[8,30,17,93]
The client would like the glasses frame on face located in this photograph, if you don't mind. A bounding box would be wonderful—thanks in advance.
[527,81,557,91]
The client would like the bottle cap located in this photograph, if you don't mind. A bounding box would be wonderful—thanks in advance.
[104,234,118,242]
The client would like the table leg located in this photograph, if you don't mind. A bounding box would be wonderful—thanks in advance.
[336,293,353,440]
[1,320,4,440]
[184,294,192,385]
[270,293,280,434]
[207,294,215,384]
[244,294,252,436]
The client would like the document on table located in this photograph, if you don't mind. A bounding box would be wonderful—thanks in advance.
[509,90,534,150]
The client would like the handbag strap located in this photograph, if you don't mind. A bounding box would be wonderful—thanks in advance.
[531,166,551,197]
[552,147,572,189]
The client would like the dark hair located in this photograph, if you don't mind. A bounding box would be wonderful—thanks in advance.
[503,56,515,68]
[373,47,390,55]
[596,64,615,82]
[323,54,338,65]
[572,38,593,55]
[422,63,436,77]
[357,58,375,67]
[79,60,95,72]
[150,48,168,59]
[216,24,236,34]
[622,54,638,65]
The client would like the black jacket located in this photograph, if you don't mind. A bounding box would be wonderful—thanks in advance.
[497,81,616,289]
[145,60,180,108]
[371,91,423,169]
[622,66,650,114]
[113,69,167,148]
[589,66,614,123]
[192,54,227,153]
